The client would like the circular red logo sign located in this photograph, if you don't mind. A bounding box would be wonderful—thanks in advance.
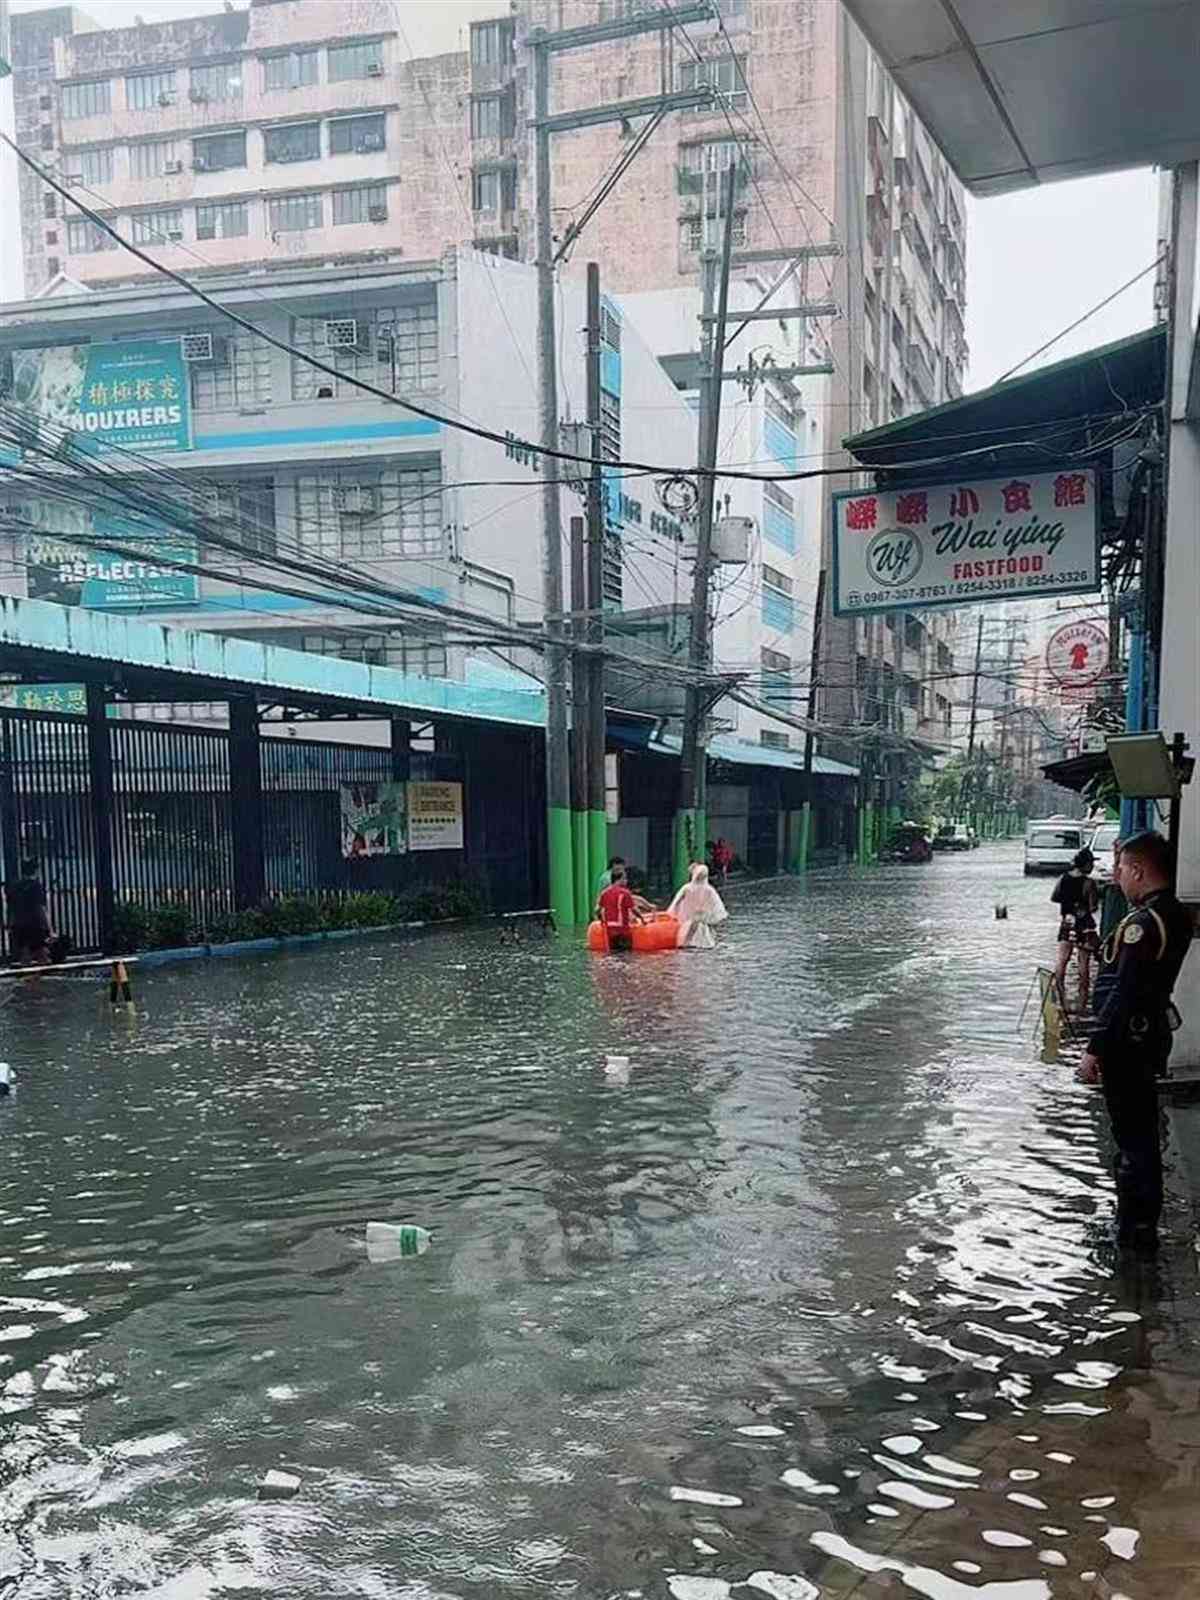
[1046,621,1107,687]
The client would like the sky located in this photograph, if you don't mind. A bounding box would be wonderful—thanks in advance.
[1,0,1164,393]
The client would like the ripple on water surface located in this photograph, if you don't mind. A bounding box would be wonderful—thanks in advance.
[0,848,1188,1595]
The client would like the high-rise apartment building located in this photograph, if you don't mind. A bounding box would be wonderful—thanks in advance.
[8,0,967,758]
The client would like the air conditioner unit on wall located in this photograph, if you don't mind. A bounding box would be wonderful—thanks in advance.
[181,331,229,364]
[164,159,184,174]
[368,203,388,222]
[324,318,365,350]
[367,61,384,77]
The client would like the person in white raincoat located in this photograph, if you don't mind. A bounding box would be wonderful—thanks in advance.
[668,863,728,949]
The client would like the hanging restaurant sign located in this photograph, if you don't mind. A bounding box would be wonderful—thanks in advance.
[831,468,1099,616]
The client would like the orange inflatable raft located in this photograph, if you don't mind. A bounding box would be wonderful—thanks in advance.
[587,913,680,953]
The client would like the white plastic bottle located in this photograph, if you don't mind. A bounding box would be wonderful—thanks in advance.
[365,1222,432,1262]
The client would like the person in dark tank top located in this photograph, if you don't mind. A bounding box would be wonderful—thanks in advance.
[1051,847,1100,1013]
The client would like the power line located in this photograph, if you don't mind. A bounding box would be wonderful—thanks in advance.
[997,256,1165,383]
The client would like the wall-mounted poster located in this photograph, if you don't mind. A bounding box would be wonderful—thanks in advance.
[9,338,192,453]
[408,781,464,851]
[340,782,408,859]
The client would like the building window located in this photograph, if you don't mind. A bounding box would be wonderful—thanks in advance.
[62,79,111,120]
[43,194,57,219]
[200,478,276,556]
[264,122,321,164]
[290,301,438,399]
[66,217,113,254]
[761,646,792,706]
[286,629,447,678]
[130,139,182,180]
[195,199,249,240]
[677,54,748,111]
[762,563,793,596]
[762,491,795,555]
[40,126,54,150]
[328,113,386,156]
[470,20,514,67]
[127,70,177,111]
[268,192,322,232]
[294,464,445,560]
[763,479,793,515]
[681,213,746,252]
[328,40,384,81]
[678,136,751,188]
[470,94,513,140]
[45,230,58,246]
[190,61,242,103]
[73,147,115,186]
[472,167,515,213]
[262,48,319,92]
[47,257,61,278]
[192,131,246,173]
[130,208,184,245]
[760,729,790,750]
[332,185,388,226]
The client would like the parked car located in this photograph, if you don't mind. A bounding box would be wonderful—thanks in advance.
[1023,817,1087,876]
[883,822,933,863]
[933,824,973,851]
[1087,821,1122,882]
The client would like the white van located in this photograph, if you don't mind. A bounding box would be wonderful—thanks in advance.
[1087,821,1122,882]
[1024,817,1087,876]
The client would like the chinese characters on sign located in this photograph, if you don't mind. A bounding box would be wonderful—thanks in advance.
[8,337,192,453]
[832,469,1099,616]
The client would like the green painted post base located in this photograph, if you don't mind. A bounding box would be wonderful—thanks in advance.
[587,809,607,909]
[571,810,589,926]
[673,808,698,889]
[796,801,812,872]
[548,805,575,927]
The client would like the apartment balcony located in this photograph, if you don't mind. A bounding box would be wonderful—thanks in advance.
[906,339,936,401]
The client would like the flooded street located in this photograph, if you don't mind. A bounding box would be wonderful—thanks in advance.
[3,841,1200,1598]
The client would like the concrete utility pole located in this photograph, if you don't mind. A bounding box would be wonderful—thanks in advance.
[585,263,607,908]
[528,3,717,925]
[532,38,572,929]
[675,161,737,887]
[798,568,827,870]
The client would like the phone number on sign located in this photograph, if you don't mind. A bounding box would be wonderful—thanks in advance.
[845,571,1092,608]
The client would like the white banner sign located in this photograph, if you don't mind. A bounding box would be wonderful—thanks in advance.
[832,468,1099,616]
[408,781,464,852]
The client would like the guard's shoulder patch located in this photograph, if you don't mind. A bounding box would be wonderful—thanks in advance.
[1123,922,1145,945]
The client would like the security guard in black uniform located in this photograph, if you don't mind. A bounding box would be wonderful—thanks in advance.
[1076,831,1193,1250]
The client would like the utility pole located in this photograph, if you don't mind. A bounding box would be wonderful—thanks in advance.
[533,37,572,927]
[798,568,827,870]
[527,4,716,925]
[585,263,608,906]
[676,160,737,886]
[964,611,985,833]
[569,513,589,924]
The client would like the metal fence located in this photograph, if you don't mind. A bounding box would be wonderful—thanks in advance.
[0,710,100,958]
[0,707,543,957]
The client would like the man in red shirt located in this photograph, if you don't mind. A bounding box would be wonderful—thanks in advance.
[596,866,644,952]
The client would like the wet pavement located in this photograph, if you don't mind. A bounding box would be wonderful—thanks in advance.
[2,841,1200,1599]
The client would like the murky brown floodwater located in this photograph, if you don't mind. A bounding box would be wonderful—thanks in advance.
[3,842,1200,1599]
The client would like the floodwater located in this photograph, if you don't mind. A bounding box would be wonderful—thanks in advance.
[3,843,1200,1599]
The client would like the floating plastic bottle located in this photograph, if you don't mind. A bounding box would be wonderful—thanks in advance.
[365,1221,432,1263]
[259,1469,300,1500]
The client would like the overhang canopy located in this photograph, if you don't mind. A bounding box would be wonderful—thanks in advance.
[843,325,1166,484]
[840,1,1200,194]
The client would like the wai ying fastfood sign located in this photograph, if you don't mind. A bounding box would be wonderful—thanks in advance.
[832,468,1100,616]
